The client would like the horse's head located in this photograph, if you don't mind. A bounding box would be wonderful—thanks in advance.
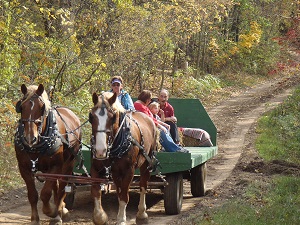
[16,84,51,147]
[89,92,125,159]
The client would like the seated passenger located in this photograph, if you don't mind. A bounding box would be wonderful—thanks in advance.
[109,75,134,111]
[134,90,188,153]
[148,101,165,121]
[148,101,170,132]
[158,89,180,144]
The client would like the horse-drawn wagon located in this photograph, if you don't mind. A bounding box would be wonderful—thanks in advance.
[15,84,217,224]
[65,98,218,215]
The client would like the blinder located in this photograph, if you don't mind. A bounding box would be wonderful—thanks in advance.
[89,112,93,124]
[16,100,22,113]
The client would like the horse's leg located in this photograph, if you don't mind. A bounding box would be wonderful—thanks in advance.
[91,167,108,225]
[40,180,61,223]
[40,164,64,224]
[53,180,70,223]
[19,167,40,224]
[56,159,76,222]
[46,161,73,224]
[113,166,135,225]
[136,163,150,220]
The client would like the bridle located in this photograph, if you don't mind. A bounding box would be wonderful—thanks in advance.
[90,95,118,159]
[19,93,48,139]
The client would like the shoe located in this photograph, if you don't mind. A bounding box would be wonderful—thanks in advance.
[176,147,189,153]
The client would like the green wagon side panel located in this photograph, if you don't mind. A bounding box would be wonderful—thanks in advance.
[155,146,218,174]
[132,98,217,146]
[167,99,217,146]
[188,147,218,167]
[76,146,218,175]
[73,146,91,174]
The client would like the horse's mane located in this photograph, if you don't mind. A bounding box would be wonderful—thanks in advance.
[99,92,125,113]
[22,85,51,112]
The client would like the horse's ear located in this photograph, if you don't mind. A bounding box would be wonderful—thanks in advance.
[36,84,44,96]
[21,84,27,95]
[108,92,118,105]
[92,92,98,105]
[15,100,22,113]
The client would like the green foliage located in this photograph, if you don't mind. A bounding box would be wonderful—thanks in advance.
[196,176,300,225]
[0,0,297,192]
[0,98,23,190]
[173,73,222,99]
[256,86,300,164]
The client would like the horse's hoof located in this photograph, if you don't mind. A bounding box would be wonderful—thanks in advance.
[136,216,149,224]
[30,221,40,225]
[49,215,62,225]
[93,211,108,225]
[43,203,57,218]
[116,222,126,225]
[136,211,148,220]
[62,207,71,222]
[93,220,108,225]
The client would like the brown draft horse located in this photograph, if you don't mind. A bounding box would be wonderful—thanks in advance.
[14,84,82,225]
[89,92,157,225]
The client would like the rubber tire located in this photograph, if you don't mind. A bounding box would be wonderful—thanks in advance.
[164,172,183,215]
[64,192,75,210]
[190,163,207,197]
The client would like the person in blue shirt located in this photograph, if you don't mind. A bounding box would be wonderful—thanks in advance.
[110,76,134,111]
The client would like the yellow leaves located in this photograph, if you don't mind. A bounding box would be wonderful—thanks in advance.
[208,38,219,56]
[239,21,262,49]
[229,45,239,55]
[171,0,179,6]
[39,7,56,20]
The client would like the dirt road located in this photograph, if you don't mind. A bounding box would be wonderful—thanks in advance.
[0,75,299,225]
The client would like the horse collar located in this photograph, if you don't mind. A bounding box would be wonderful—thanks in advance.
[108,112,132,158]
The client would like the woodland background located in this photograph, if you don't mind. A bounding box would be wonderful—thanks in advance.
[0,0,299,189]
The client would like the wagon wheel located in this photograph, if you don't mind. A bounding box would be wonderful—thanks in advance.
[64,192,75,210]
[64,184,76,210]
[190,162,207,197]
[164,172,183,215]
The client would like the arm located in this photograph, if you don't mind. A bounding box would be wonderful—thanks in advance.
[165,116,177,123]
[164,103,177,122]
[157,120,170,131]
[134,101,159,126]
[122,93,135,110]
[157,123,169,133]
[159,109,165,122]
